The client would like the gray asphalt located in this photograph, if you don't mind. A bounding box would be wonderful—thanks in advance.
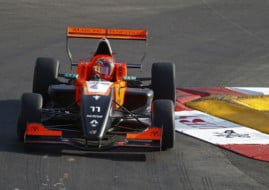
[1,0,269,189]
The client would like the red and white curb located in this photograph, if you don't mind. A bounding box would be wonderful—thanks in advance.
[175,87,269,161]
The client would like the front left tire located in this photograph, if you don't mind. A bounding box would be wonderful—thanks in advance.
[17,93,42,141]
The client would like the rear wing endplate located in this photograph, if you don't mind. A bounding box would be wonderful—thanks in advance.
[67,27,147,40]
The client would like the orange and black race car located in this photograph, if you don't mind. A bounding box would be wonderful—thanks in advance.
[17,27,176,150]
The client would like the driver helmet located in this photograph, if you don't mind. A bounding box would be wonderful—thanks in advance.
[93,57,115,80]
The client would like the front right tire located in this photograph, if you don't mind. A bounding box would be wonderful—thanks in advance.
[152,99,175,150]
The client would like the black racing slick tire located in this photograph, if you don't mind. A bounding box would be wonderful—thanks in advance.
[32,57,59,104]
[152,99,175,150]
[17,93,42,141]
[152,62,176,104]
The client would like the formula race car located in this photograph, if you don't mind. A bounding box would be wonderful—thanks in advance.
[17,27,176,150]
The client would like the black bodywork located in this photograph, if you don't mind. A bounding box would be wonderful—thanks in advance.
[25,81,158,150]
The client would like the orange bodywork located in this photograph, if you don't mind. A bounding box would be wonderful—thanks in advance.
[75,54,127,108]
[67,27,147,40]
[26,123,62,137]
[126,128,162,140]
[68,27,146,108]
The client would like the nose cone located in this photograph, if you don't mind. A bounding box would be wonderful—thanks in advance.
[81,85,113,140]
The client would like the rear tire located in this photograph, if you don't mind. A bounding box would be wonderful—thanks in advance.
[32,57,59,104]
[152,99,175,150]
[17,93,42,141]
[152,62,176,104]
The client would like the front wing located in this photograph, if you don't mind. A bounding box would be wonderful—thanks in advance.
[24,123,162,150]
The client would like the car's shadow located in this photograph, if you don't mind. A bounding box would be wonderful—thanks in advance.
[0,99,148,161]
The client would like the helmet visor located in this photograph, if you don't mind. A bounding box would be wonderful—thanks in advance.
[95,59,111,75]
[100,65,110,75]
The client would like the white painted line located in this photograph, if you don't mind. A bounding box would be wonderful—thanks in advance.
[175,110,269,145]
[227,87,269,95]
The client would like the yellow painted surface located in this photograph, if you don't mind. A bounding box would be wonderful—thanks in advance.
[185,95,269,134]
[233,95,269,111]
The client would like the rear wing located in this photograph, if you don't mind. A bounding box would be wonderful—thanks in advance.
[67,27,147,40]
[66,27,148,68]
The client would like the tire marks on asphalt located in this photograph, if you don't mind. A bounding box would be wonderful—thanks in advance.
[176,150,194,190]
[147,153,162,190]
[202,176,215,190]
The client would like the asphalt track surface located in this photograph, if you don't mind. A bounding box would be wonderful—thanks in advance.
[1,0,269,189]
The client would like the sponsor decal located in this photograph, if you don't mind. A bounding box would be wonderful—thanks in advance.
[93,95,101,100]
[150,130,161,137]
[178,117,231,129]
[214,130,250,138]
[86,81,112,94]
[90,120,99,127]
[91,84,98,89]
[89,130,97,134]
[86,114,103,119]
